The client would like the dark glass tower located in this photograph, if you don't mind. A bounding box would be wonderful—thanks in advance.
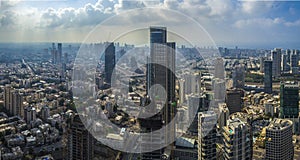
[104,42,115,84]
[264,60,273,94]
[280,81,299,118]
[141,26,176,159]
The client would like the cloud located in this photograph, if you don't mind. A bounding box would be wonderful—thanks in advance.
[234,17,284,29]
[234,17,300,29]
[0,11,16,27]
[39,2,114,28]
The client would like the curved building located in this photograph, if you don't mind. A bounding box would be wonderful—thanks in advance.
[265,118,293,160]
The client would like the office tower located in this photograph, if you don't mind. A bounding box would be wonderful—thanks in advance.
[225,88,243,114]
[141,27,176,159]
[222,117,252,160]
[232,64,245,89]
[217,103,229,130]
[282,54,289,72]
[264,60,273,94]
[213,78,225,102]
[214,57,225,79]
[290,52,298,74]
[280,81,299,118]
[265,119,293,160]
[271,48,281,77]
[58,43,62,64]
[187,94,208,135]
[259,57,266,73]
[198,111,217,160]
[68,115,94,160]
[104,42,115,84]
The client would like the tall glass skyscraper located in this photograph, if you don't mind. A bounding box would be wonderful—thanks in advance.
[141,26,176,159]
[280,81,299,118]
[264,60,273,94]
[104,42,115,84]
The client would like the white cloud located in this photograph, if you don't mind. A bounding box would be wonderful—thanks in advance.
[234,17,284,29]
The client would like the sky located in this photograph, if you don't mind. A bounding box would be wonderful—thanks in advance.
[0,0,300,49]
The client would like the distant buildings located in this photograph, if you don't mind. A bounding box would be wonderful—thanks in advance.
[265,119,293,160]
[104,42,116,84]
[198,111,217,160]
[271,48,281,77]
[264,60,273,94]
[222,117,252,160]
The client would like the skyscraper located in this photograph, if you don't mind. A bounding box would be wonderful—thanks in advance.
[290,52,298,74]
[265,119,293,160]
[264,60,272,94]
[104,42,115,84]
[58,43,62,64]
[68,115,94,160]
[280,81,299,118]
[214,57,225,79]
[213,78,226,102]
[222,117,252,160]
[141,26,176,159]
[232,64,245,89]
[282,54,290,72]
[271,48,281,77]
[260,57,266,73]
[198,111,217,160]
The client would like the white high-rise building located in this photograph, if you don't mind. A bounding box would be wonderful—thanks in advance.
[222,117,252,160]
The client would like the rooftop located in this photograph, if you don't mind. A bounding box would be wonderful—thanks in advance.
[267,118,292,131]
